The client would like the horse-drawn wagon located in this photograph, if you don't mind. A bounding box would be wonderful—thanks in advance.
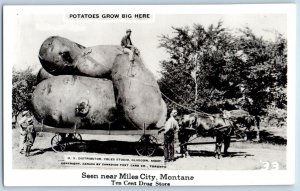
[33,109,254,159]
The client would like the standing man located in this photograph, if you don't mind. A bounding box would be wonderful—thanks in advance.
[24,117,36,157]
[159,109,179,162]
[121,29,136,63]
[18,111,32,154]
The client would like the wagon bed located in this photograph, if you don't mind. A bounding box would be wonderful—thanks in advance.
[34,124,160,135]
[34,123,161,157]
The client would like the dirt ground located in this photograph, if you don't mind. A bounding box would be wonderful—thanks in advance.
[12,127,286,170]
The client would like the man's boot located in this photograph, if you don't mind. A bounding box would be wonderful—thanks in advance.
[25,147,28,157]
[25,146,30,157]
[28,146,32,156]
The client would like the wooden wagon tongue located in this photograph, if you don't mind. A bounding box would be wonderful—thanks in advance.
[213,125,232,131]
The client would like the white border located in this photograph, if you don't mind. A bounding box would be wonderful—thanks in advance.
[3,4,296,186]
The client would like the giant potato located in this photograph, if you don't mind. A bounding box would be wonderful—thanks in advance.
[32,75,117,129]
[73,45,123,78]
[156,99,167,128]
[38,36,85,75]
[37,36,167,130]
[111,54,166,130]
[39,36,122,77]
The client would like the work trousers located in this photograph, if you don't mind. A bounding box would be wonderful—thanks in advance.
[164,134,174,161]
[123,48,134,61]
[19,133,26,151]
[25,125,36,147]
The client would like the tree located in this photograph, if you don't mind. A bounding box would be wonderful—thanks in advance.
[158,22,287,121]
[158,22,236,113]
[12,67,37,117]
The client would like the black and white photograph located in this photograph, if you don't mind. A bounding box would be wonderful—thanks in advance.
[3,4,296,186]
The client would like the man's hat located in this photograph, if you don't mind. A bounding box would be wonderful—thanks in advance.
[27,117,33,123]
[22,111,29,116]
[171,109,178,115]
[126,29,132,33]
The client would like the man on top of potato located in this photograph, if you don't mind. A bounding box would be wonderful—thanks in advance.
[121,29,138,63]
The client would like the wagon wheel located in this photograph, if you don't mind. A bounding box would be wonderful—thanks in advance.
[51,134,67,152]
[68,133,82,143]
[234,130,247,141]
[136,135,158,157]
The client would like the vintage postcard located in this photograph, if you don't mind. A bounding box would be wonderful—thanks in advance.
[3,4,296,186]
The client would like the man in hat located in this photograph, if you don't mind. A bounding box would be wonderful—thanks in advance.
[121,29,137,63]
[18,111,36,156]
[18,111,32,154]
[159,109,179,162]
[24,117,36,157]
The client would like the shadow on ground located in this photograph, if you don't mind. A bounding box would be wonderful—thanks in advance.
[188,150,254,158]
[246,130,287,145]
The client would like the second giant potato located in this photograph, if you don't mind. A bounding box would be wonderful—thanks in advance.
[32,75,117,129]
[112,54,166,130]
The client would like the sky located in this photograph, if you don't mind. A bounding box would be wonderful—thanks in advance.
[13,13,287,78]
